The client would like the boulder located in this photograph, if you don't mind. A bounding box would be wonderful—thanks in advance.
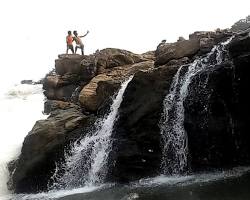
[8,107,93,193]
[155,39,200,66]
[187,30,233,55]
[141,51,156,61]
[189,30,232,43]
[79,74,120,112]
[166,57,189,66]
[95,48,149,73]
[44,100,79,114]
[55,54,96,80]
[79,61,154,112]
[44,84,78,101]
[107,65,179,183]
[199,37,215,53]
[44,49,153,102]
[43,74,88,90]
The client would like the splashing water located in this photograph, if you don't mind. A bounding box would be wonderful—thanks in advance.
[0,84,46,197]
[50,76,133,189]
[160,37,233,175]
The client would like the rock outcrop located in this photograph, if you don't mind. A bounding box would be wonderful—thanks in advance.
[43,49,154,111]
[79,61,154,111]
[9,47,155,193]
[8,29,250,194]
[155,30,233,66]
[8,105,95,193]
[155,38,200,66]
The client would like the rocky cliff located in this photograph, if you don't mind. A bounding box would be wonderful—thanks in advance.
[8,29,250,193]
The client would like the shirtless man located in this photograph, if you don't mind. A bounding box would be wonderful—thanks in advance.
[73,30,89,55]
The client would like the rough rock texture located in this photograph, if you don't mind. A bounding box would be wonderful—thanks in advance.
[55,54,95,78]
[184,32,250,171]
[79,61,154,111]
[44,84,78,101]
[44,100,79,114]
[9,30,250,194]
[155,39,200,66]
[43,49,154,104]
[107,65,179,182]
[8,106,95,193]
[228,32,250,58]
[79,74,119,112]
[9,48,155,193]
[94,48,149,73]
[155,30,233,66]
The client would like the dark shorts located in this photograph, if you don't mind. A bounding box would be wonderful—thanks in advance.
[67,44,74,51]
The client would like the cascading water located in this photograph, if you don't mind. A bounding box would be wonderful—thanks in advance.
[160,37,233,175]
[50,76,133,190]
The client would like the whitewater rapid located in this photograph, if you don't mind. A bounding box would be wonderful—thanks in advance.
[0,83,47,197]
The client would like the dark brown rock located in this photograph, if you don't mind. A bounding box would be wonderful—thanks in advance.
[8,107,94,193]
[44,84,78,101]
[184,33,250,171]
[44,100,80,114]
[155,39,200,66]
[79,61,154,112]
[55,54,96,80]
[95,48,149,73]
[107,65,179,183]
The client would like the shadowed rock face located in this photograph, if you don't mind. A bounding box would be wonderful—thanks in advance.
[55,54,92,76]
[107,65,179,182]
[79,61,154,112]
[8,106,96,193]
[184,33,250,171]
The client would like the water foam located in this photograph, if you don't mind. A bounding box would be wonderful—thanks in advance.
[0,84,46,197]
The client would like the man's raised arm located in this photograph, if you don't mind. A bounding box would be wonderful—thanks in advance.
[80,30,90,38]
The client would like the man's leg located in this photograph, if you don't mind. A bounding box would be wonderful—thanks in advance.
[66,45,69,54]
[70,45,74,54]
[81,45,84,55]
[75,46,78,54]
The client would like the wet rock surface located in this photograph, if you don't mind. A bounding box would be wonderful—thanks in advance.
[184,33,250,171]
[8,106,95,193]
[8,30,250,193]
[108,65,179,182]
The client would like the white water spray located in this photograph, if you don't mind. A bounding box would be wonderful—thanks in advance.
[51,76,133,189]
[0,84,46,197]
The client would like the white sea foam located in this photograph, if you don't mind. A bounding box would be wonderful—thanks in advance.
[0,84,47,197]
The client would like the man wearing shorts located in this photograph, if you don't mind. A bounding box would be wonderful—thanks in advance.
[66,31,74,54]
[73,30,89,55]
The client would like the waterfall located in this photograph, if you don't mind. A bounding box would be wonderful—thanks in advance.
[50,76,133,189]
[160,37,233,175]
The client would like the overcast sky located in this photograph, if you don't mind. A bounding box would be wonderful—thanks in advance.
[0,0,249,85]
